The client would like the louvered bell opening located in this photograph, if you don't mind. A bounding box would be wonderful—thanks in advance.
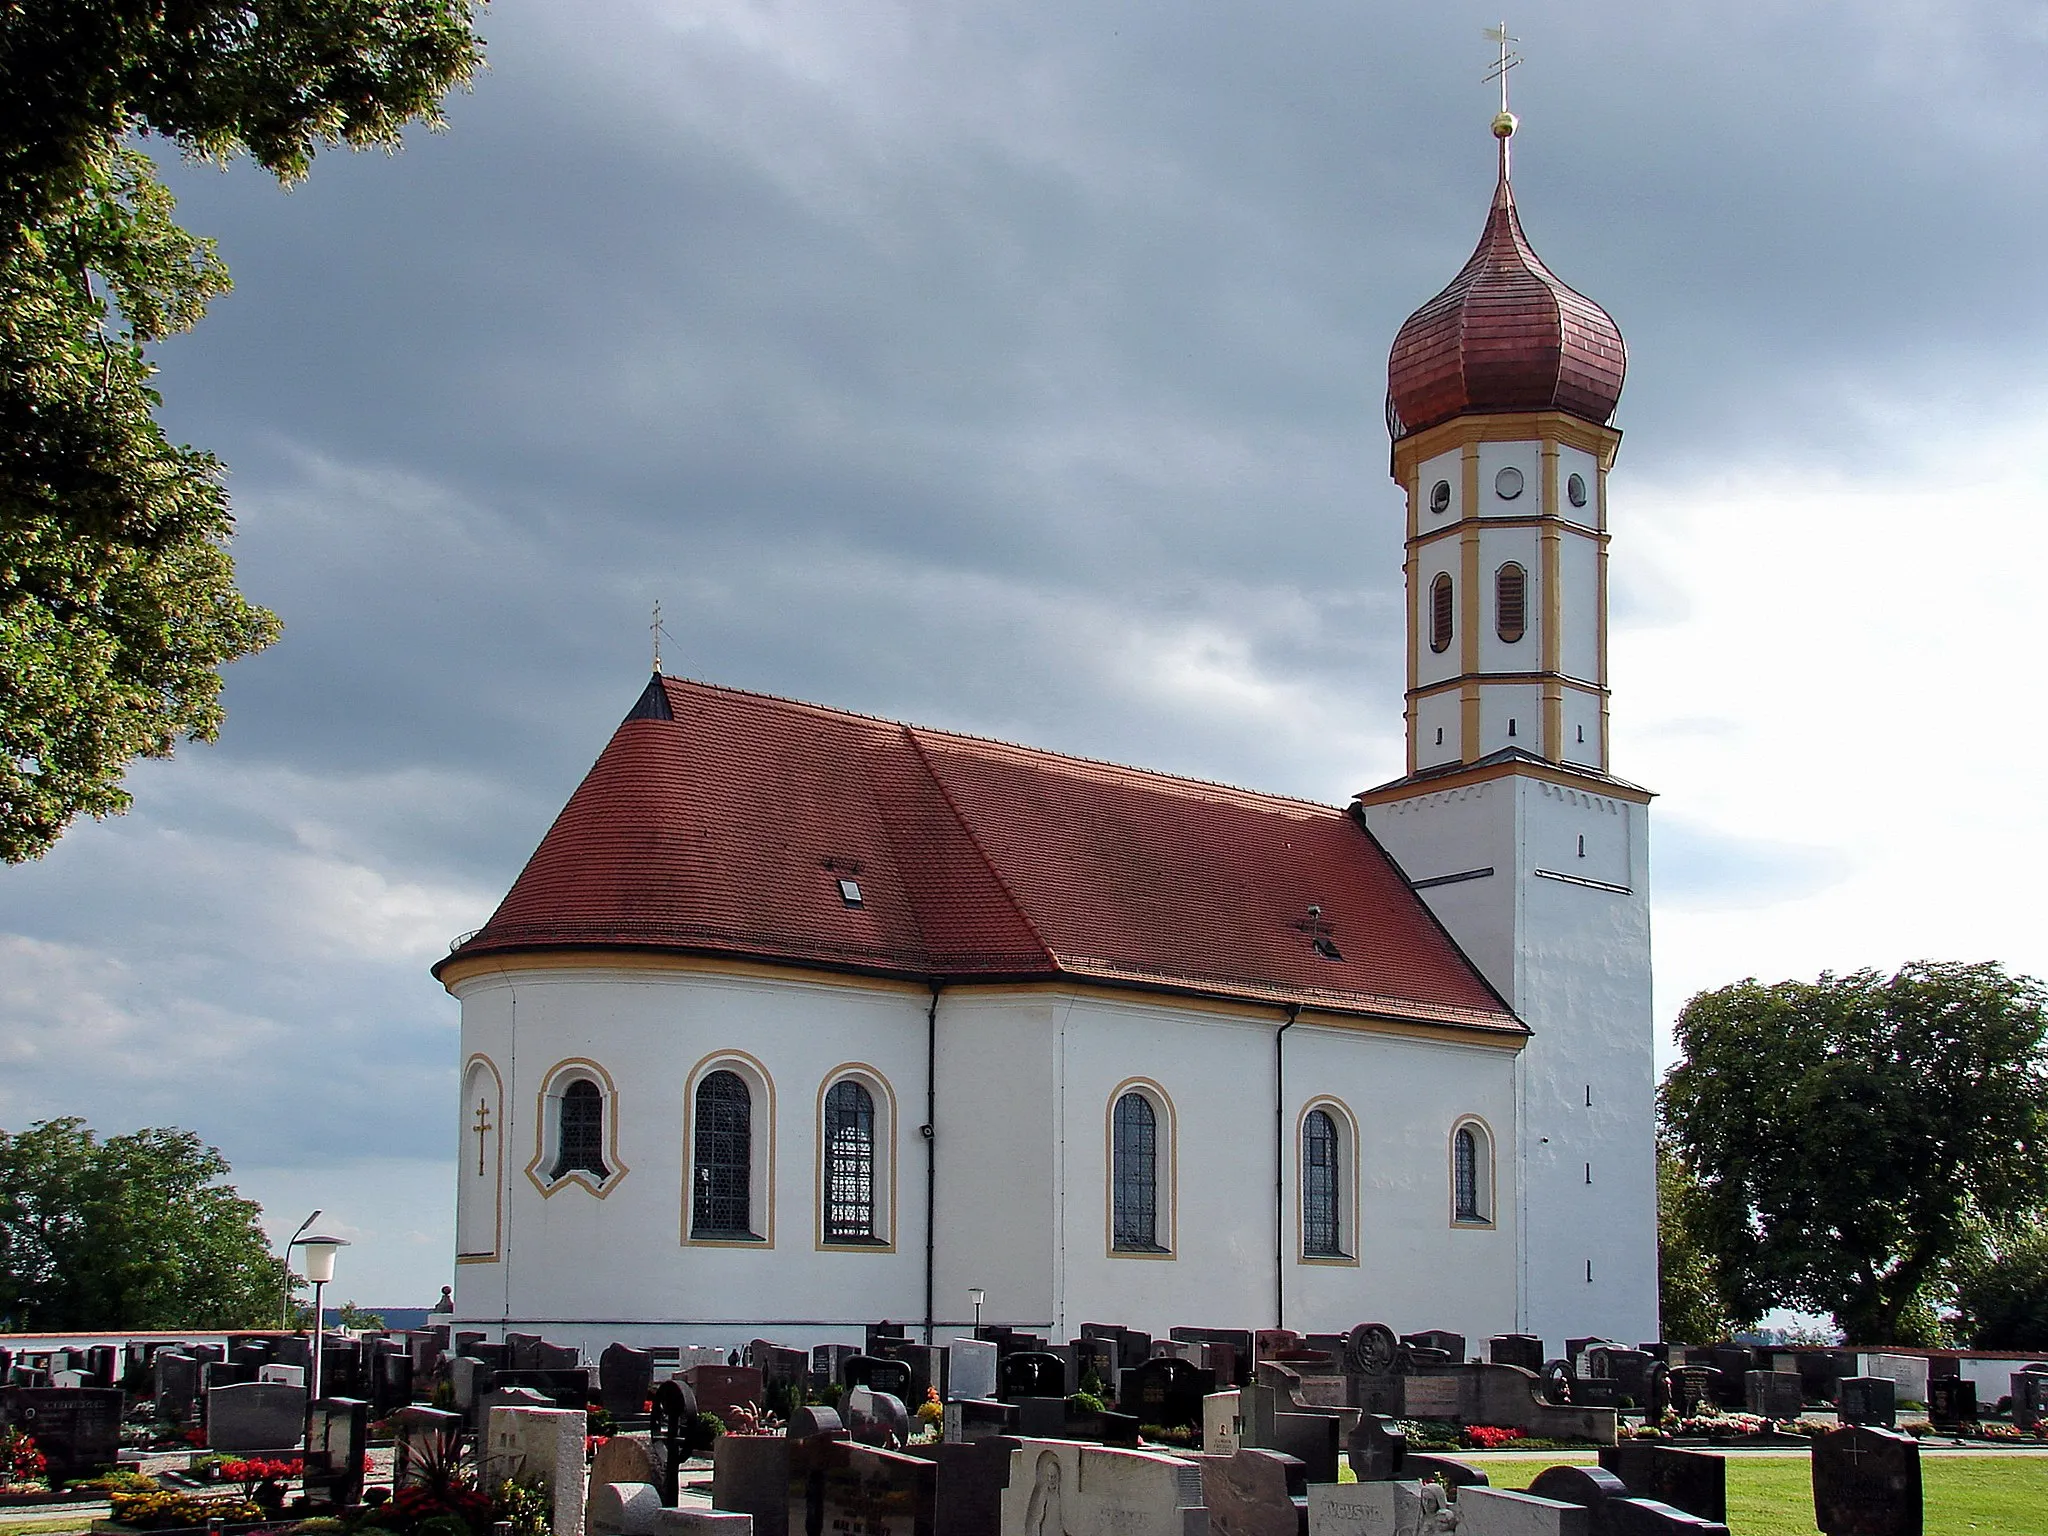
[1430,573,1454,655]
[1496,563,1527,644]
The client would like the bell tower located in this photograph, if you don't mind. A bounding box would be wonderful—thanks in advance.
[1357,94,1659,1347]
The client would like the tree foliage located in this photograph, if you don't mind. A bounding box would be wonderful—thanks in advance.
[0,2,485,861]
[0,1117,286,1329]
[1661,960,2048,1345]
[1952,1218,2048,1350]
[1656,1133,1737,1343]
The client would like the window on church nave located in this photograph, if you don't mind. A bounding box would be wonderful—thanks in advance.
[550,1079,609,1181]
[1452,1120,1495,1226]
[1111,1089,1170,1254]
[1302,1109,1342,1257]
[692,1070,756,1239]
[823,1079,880,1244]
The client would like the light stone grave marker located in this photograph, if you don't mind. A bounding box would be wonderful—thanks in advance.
[485,1404,590,1536]
[1000,1438,1206,1536]
[1456,1488,1590,1536]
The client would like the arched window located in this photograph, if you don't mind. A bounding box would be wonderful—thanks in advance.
[1430,573,1454,654]
[1303,1108,1342,1257]
[693,1070,754,1238]
[823,1079,877,1243]
[1112,1092,1162,1252]
[1496,563,1527,644]
[551,1079,608,1181]
[1453,1120,1494,1225]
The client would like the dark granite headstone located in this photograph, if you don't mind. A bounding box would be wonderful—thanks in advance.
[1600,1443,1727,1523]
[1529,1464,1631,1525]
[1121,1357,1215,1431]
[1926,1377,1976,1432]
[942,1398,1017,1443]
[372,1349,414,1418]
[863,1322,907,1356]
[1344,1413,1405,1481]
[1267,1410,1339,1485]
[490,1368,589,1412]
[82,1347,118,1390]
[810,1344,858,1390]
[306,1396,369,1507]
[202,1360,258,1390]
[1013,1396,1067,1439]
[153,1351,200,1419]
[1204,1447,1307,1536]
[1838,1376,1897,1430]
[504,1332,543,1371]
[844,1387,910,1447]
[687,1364,765,1425]
[206,1381,307,1451]
[0,1388,122,1484]
[1489,1334,1546,1372]
[1707,1347,1753,1408]
[841,1355,914,1403]
[1745,1370,1804,1420]
[1668,1366,1719,1418]
[391,1405,463,1487]
[1407,1454,1489,1490]
[534,1341,581,1372]
[1607,1497,1731,1534]
[1402,1331,1466,1363]
[649,1378,700,1504]
[1812,1425,1920,1536]
[600,1344,656,1419]
[996,1351,1065,1402]
[788,1432,936,1536]
[2010,1369,2048,1431]
[712,1433,791,1536]
[932,1436,1016,1536]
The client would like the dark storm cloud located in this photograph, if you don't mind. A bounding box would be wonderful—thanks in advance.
[4,0,2045,1295]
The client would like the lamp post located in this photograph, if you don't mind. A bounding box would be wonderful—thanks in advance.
[281,1210,321,1329]
[292,1236,349,1404]
[968,1287,985,1330]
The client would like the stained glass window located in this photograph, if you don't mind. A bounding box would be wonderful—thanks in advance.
[1455,1126,1482,1221]
[823,1079,877,1242]
[1303,1108,1342,1256]
[1113,1092,1162,1251]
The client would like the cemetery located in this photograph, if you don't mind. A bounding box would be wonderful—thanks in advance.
[0,1318,2039,1535]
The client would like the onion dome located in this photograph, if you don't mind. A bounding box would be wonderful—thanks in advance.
[1387,127,1625,438]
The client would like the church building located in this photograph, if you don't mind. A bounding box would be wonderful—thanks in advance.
[434,109,1657,1354]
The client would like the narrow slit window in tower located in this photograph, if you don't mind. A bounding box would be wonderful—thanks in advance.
[1430,574,1454,654]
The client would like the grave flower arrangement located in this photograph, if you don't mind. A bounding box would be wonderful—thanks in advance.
[1462,1425,1524,1449]
[109,1488,262,1530]
[915,1388,944,1428]
[0,1427,46,1495]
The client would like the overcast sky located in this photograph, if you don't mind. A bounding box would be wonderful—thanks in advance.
[4,0,2047,1305]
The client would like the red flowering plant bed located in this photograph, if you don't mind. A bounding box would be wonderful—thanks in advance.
[0,1427,48,1498]
[1462,1426,1525,1449]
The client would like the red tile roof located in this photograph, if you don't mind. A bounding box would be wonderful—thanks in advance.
[438,677,1520,1034]
[1387,168,1625,438]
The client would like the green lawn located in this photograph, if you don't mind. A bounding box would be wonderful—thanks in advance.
[1478,1453,2048,1536]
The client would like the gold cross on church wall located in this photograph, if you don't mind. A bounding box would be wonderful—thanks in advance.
[473,1099,493,1177]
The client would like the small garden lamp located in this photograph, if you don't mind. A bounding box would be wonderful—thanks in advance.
[968,1286,985,1329]
[292,1234,349,1402]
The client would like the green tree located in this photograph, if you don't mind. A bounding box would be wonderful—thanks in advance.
[0,1117,286,1328]
[0,2,485,862]
[1656,1133,1737,1343]
[1952,1217,2048,1350]
[1661,960,2048,1345]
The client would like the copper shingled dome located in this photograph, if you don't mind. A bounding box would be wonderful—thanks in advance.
[1387,167,1625,438]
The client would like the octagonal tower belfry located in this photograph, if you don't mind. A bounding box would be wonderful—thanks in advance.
[1355,105,1658,1345]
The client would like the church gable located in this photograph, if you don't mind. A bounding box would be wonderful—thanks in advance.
[441,677,1517,1035]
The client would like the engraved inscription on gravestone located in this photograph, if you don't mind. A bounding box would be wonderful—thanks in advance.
[1812,1425,1921,1536]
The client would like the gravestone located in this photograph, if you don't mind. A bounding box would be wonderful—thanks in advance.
[2010,1369,2048,1432]
[153,1352,200,1420]
[810,1345,857,1390]
[650,1379,702,1505]
[1858,1354,1929,1407]
[391,1405,463,1487]
[844,1387,910,1447]
[451,1355,496,1413]
[306,1397,369,1508]
[1000,1439,1205,1536]
[863,1321,907,1355]
[1347,1414,1407,1482]
[260,1364,307,1387]
[1402,1332,1466,1363]
[1666,1367,1718,1419]
[788,1434,935,1536]
[484,1403,590,1536]
[1082,1324,1155,1373]
[1705,1348,1752,1409]
[941,1399,1016,1444]
[506,1333,544,1371]
[1206,1391,1244,1456]
[996,1351,1066,1402]
[601,1345,657,1420]
[947,1339,998,1404]
[591,1435,658,1494]
[372,1349,414,1418]
[536,1341,583,1373]
[589,1481,665,1536]
[839,1355,912,1401]
[1838,1377,1897,1430]
[712,1433,790,1536]
[1598,1444,1726,1524]
[933,1437,1016,1536]
[1457,1488,1590,1536]
[493,1368,591,1411]
[1489,1336,1546,1373]
[1406,1455,1488,1492]
[1925,1377,1975,1433]
[1307,1478,1436,1536]
[206,1381,308,1451]
[82,1347,118,1390]
[1526,1466,1630,1529]
[1123,1356,1216,1431]
[1204,1446,1308,1536]
[1812,1425,1920,1536]
[0,1387,122,1485]
[1744,1370,1803,1421]
[687,1365,765,1426]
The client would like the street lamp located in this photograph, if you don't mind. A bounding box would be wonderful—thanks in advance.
[292,1235,349,1403]
[281,1210,321,1329]
[968,1287,985,1330]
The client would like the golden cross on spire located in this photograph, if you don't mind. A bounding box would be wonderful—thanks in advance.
[650,599,670,675]
[472,1099,493,1177]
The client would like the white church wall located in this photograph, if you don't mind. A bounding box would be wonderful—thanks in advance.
[1416,544,1461,689]
[1418,448,1463,523]
[1557,446,1602,526]
[1476,440,1541,519]
[1475,525,1543,674]
[1413,691,1462,770]
[1559,529,1602,682]
[1363,780,1520,1001]
[447,962,933,1349]
[1560,688,1603,769]
[1479,682,1543,759]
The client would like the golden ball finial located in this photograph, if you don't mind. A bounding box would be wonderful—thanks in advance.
[1492,110,1518,140]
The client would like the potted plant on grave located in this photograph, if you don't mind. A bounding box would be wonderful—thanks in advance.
[0,1428,47,1500]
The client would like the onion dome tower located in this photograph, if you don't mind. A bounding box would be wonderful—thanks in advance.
[1356,85,1659,1349]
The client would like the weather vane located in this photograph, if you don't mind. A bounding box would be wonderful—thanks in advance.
[1482,21,1522,171]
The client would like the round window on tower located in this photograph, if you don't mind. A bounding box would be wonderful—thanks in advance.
[1494,466,1524,500]
[1567,472,1588,509]
[1429,479,1452,515]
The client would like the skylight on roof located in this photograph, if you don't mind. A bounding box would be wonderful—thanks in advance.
[837,878,864,908]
